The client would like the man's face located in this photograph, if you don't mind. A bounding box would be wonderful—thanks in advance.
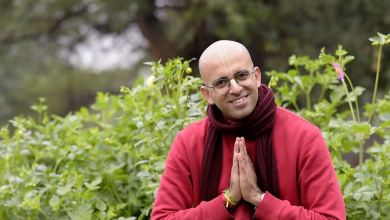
[200,50,261,121]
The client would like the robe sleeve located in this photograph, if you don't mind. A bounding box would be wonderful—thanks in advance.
[253,127,346,220]
[151,132,233,220]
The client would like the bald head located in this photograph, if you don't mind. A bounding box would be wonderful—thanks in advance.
[199,40,253,83]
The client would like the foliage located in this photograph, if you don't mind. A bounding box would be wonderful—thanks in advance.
[267,32,390,219]
[1,33,390,219]
[1,0,390,127]
[0,58,205,219]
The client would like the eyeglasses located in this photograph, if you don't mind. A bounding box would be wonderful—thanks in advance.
[204,69,255,95]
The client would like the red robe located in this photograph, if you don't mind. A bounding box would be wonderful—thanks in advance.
[151,107,346,220]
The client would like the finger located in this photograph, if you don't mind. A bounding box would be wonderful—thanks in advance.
[239,139,250,167]
[241,137,248,156]
[230,152,242,201]
[239,138,246,158]
[238,152,246,176]
[234,137,239,154]
[232,152,239,175]
[248,155,255,168]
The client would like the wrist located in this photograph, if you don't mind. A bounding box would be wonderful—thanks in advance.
[252,191,265,207]
[223,189,238,205]
[221,193,238,213]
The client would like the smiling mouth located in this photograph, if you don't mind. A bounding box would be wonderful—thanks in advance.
[230,95,248,103]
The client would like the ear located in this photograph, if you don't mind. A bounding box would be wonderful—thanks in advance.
[200,86,215,105]
[254,67,262,88]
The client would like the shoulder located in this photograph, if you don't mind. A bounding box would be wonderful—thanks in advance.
[169,117,209,166]
[275,106,318,131]
[172,117,209,154]
[178,117,210,139]
[274,107,322,145]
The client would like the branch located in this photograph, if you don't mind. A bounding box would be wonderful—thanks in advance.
[0,4,89,45]
[136,3,178,62]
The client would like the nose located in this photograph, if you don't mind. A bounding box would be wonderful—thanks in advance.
[229,78,243,94]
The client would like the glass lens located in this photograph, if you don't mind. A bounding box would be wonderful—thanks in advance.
[236,71,253,86]
[212,79,230,94]
[210,70,253,95]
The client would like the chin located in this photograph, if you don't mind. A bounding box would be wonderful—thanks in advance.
[228,110,252,121]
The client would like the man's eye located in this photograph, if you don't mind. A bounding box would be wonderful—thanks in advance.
[214,80,228,88]
[236,72,250,79]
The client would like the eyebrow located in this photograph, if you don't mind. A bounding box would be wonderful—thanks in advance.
[214,69,250,81]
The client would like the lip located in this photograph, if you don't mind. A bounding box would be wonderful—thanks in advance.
[229,94,249,106]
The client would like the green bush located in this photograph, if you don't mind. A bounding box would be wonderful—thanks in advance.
[0,33,389,219]
[0,58,205,220]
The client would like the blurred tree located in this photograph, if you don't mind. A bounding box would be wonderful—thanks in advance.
[0,0,390,125]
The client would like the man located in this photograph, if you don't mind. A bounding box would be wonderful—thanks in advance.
[151,40,346,219]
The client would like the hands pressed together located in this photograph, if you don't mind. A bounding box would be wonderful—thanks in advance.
[229,137,263,207]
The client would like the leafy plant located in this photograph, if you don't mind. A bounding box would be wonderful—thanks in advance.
[0,33,389,219]
[0,58,204,220]
[266,32,390,219]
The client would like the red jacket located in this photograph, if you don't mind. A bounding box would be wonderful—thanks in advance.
[152,107,346,220]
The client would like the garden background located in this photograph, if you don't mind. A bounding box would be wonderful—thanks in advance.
[1,0,390,219]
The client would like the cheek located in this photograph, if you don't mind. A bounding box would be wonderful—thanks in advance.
[212,96,227,109]
[207,93,217,105]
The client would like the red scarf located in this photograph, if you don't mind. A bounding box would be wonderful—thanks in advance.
[200,84,280,202]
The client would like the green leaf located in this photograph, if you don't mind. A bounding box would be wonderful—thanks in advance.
[107,205,117,219]
[84,183,100,191]
[79,203,92,213]
[343,182,353,196]
[91,177,102,186]
[381,120,390,128]
[351,124,370,134]
[296,56,309,65]
[152,161,166,171]
[378,32,386,43]
[133,77,145,87]
[353,172,366,182]
[32,192,42,209]
[57,177,77,195]
[341,55,355,66]
[49,195,61,210]
[56,186,71,196]
[137,170,150,177]
[378,113,390,122]
[96,200,107,211]
[319,48,335,64]
[288,55,297,65]
[368,146,382,153]
[368,36,380,42]
[345,86,366,102]
[79,107,89,118]
[353,192,362,201]
[118,99,127,109]
[329,86,345,103]
[301,75,314,87]
[293,76,304,90]
[335,45,347,57]
[356,185,372,193]
[361,191,375,201]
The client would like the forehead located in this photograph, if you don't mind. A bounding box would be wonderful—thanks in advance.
[201,49,250,82]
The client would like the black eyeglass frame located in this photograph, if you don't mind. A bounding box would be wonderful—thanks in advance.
[203,68,256,95]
